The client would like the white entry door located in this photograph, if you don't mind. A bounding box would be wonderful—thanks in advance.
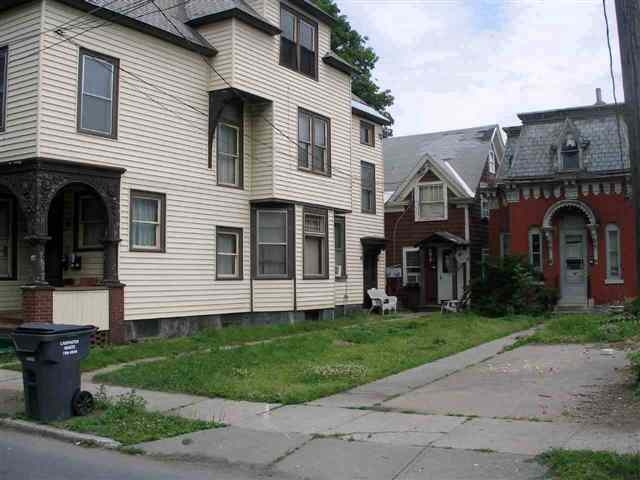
[560,230,587,305]
[437,247,454,302]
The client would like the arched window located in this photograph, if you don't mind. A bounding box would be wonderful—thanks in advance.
[605,224,622,283]
[529,228,543,270]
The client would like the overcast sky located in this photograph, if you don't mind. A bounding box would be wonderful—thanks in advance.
[338,0,623,137]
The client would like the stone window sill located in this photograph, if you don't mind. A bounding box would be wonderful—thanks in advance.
[605,278,624,285]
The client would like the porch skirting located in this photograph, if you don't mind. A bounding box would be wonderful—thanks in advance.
[124,304,364,342]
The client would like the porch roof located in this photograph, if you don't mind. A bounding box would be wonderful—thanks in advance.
[416,231,468,247]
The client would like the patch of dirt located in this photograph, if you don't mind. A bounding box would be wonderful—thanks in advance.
[563,364,640,432]
[332,339,354,347]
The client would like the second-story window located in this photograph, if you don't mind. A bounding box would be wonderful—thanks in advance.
[78,49,119,138]
[0,46,7,132]
[280,5,317,79]
[361,161,376,213]
[360,121,375,147]
[298,109,329,175]
[217,100,243,188]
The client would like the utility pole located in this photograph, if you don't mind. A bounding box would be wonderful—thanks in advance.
[615,0,640,289]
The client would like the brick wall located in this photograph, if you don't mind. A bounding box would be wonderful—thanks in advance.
[21,287,54,323]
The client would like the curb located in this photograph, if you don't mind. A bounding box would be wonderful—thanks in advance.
[0,418,122,449]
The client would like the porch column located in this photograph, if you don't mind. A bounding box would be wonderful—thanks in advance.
[24,235,50,285]
[102,238,121,284]
[419,247,426,308]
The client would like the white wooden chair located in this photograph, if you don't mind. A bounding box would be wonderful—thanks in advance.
[367,288,398,315]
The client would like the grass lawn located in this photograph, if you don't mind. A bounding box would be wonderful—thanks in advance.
[95,313,535,404]
[512,314,640,347]
[56,391,218,446]
[539,449,640,480]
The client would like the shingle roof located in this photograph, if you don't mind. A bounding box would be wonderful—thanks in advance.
[499,103,629,181]
[352,95,390,125]
[383,125,498,197]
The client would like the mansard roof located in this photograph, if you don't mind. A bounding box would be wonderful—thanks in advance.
[498,103,630,181]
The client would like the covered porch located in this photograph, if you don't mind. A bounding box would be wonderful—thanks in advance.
[0,159,125,343]
[414,232,470,309]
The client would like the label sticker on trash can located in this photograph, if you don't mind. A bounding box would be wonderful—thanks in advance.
[60,338,79,356]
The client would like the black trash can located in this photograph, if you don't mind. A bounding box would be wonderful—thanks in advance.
[13,323,96,422]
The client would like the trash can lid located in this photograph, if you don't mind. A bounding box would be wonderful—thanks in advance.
[14,323,96,335]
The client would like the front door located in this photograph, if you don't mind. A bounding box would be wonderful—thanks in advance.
[560,230,587,305]
[437,248,454,302]
[45,195,65,286]
[363,252,378,307]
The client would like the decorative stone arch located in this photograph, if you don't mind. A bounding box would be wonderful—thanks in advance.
[541,199,599,265]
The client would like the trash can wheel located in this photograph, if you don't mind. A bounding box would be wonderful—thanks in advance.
[72,390,94,416]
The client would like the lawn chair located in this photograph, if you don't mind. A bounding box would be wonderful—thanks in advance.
[440,286,471,314]
[367,288,398,315]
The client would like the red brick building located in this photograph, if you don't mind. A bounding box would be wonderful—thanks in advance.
[489,96,636,307]
[384,125,504,309]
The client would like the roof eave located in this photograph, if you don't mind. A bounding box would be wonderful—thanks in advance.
[286,0,338,27]
[352,106,391,126]
[187,8,281,36]
[54,0,217,56]
[322,53,354,75]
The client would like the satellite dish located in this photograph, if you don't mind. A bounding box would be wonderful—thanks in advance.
[455,248,469,265]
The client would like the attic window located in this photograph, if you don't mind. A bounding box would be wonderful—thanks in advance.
[415,182,447,221]
[280,5,317,79]
[488,151,496,174]
[561,134,579,170]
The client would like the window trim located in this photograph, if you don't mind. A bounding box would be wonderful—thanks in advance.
[415,181,447,222]
[0,46,7,133]
[402,246,421,286]
[361,161,376,214]
[0,197,16,281]
[74,193,106,252]
[216,121,244,189]
[77,48,119,139]
[129,190,166,253]
[528,228,542,271]
[334,215,347,280]
[487,150,496,174]
[252,204,295,280]
[360,121,375,147]
[605,224,623,283]
[303,207,329,280]
[279,3,319,80]
[298,108,331,176]
[480,195,489,220]
[216,226,243,281]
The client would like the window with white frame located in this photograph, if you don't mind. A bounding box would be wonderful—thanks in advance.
[529,228,542,270]
[217,123,241,186]
[0,198,14,279]
[0,46,7,132]
[216,227,242,280]
[77,195,105,250]
[130,191,165,252]
[303,209,328,278]
[256,209,289,277]
[606,224,622,281]
[488,150,496,174]
[480,195,489,219]
[334,215,346,279]
[298,109,329,174]
[500,232,511,258]
[78,48,118,138]
[402,247,421,285]
[416,182,447,221]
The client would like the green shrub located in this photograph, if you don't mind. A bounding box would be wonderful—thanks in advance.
[472,255,558,317]
[625,298,640,318]
[630,352,640,396]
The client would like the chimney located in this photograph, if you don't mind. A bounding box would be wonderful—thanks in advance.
[595,88,606,105]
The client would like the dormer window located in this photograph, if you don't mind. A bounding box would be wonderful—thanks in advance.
[561,134,579,170]
[280,5,317,79]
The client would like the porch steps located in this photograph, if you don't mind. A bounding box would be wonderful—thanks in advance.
[554,304,592,314]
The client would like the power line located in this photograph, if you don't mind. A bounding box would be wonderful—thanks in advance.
[603,0,625,167]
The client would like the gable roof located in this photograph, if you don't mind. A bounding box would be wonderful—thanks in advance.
[383,125,499,200]
[498,103,629,181]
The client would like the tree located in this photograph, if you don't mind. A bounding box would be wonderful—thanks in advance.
[314,0,394,135]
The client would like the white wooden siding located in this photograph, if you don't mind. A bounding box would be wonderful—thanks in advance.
[52,289,109,330]
[0,2,41,162]
[252,280,294,311]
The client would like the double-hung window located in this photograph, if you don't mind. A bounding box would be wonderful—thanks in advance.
[216,100,243,188]
[78,49,118,138]
[130,191,165,252]
[360,121,375,146]
[529,228,542,270]
[334,215,346,279]
[0,198,14,279]
[303,209,328,278]
[298,109,329,174]
[606,224,622,282]
[0,46,7,132]
[361,162,376,213]
[488,150,496,174]
[217,227,242,280]
[280,6,317,78]
[416,182,447,221]
[480,195,489,219]
[256,208,291,278]
[77,195,105,250]
[402,247,421,285]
